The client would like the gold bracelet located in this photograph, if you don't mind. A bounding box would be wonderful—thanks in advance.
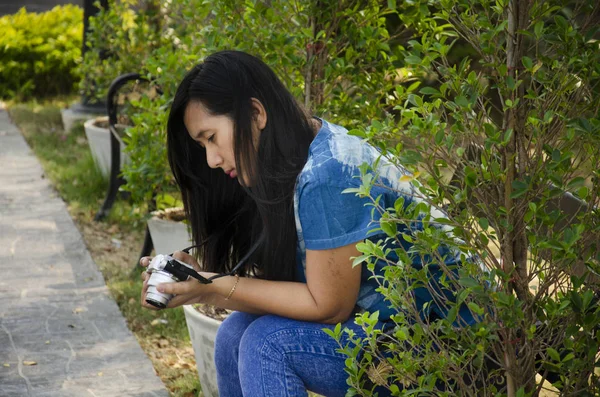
[225,274,240,300]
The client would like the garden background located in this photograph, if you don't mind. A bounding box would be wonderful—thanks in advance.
[1,0,599,396]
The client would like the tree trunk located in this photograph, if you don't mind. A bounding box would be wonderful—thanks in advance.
[304,0,328,112]
[504,0,536,393]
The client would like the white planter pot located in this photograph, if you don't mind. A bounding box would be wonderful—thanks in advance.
[83,116,129,179]
[183,305,221,397]
[61,107,100,133]
[146,214,193,255]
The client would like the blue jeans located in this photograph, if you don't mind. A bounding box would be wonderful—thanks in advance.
[214,311,380,397]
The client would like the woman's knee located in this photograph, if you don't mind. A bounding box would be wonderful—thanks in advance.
[214,311,259,371]
[238,315,285,361]
[237,315,352,395]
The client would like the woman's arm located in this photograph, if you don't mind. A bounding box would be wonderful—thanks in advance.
[143,242,362,324]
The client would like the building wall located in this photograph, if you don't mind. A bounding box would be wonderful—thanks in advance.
[0,0,82,16]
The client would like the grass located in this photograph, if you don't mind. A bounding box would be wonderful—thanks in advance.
[7,99,201,397]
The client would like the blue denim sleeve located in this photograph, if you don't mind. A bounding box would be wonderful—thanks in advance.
[297,178,380,250]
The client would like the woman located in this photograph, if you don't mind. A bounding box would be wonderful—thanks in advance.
[140,50,473,396]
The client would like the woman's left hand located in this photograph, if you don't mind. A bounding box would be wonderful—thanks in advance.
[160,274,217,308]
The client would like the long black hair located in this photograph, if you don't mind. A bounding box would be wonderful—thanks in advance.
[167,51,315,281]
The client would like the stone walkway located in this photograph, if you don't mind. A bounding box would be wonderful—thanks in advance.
[0,107,168,396]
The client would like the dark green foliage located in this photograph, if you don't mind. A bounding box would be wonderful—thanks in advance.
[78,0,164,103]
[114,0,404,208]
[330,0,600,395]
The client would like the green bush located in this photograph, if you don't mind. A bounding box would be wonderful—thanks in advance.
[78,0,163,103]
[0,5,83,99]
[120,0,405,208]
[329,0,600,395]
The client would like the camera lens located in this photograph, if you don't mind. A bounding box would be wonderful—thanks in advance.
[145,295,167,309]
[145,270,176,308]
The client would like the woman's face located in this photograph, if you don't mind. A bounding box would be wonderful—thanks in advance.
[184,100,267,186]
[184,101,243,183]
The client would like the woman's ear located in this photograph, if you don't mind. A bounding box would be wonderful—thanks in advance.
[250,98,267,130]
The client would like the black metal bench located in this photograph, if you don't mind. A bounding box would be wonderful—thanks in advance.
[92,72,155,265]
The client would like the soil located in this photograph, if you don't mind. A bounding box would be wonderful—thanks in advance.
[69,208,143,276]
[93,118,110,129]
[152,207,187,222]
[92,117,129,135]
[192,304,232,322]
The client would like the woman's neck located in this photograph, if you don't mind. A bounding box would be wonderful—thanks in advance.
[310,118,322,137]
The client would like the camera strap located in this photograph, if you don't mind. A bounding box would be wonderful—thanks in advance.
[175,234,265,284]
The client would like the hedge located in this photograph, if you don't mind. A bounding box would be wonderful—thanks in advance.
[0,5,83,99]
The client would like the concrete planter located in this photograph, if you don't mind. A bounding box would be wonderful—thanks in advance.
[83,116,129,179]
[60,104,103,134]
[183,305,221,397]
[146,210,193,255]
[148,209,221,396]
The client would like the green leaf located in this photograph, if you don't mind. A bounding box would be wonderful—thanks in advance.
[407,81,421,93]
[506,76,515,90]
[323,322,342,339]
[455,95,469,107]
[409,94,423,107]
[405,55,422,65]
[387,0,396,9]
[511,180,529,199]
[322,328,335,338]
[456,289,470,305]
[420,87,440,95]
[347,129,366,138]
[465,166,477,186]
[562,352,575,362]
[554,15,568,30]
[355,242,370,253]
[570,291,583,311]
[547,347,561,362]
[381,220,397,237]
[439,83,448,96]
[446,305,458,323]
[435,129,445,145]
[459,277,480,289]
[522,56,533,70]
[478,218,489,230]
[467,302,485,316]
[567,177,585,190]
[369,310,380,322]
[394,197,405,213]
[534,21,543,38]
[352,255,369,267]
[503,128,513,144]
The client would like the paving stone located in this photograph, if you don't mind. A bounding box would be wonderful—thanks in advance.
[0,107,169,396]
[0,381,29,396]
